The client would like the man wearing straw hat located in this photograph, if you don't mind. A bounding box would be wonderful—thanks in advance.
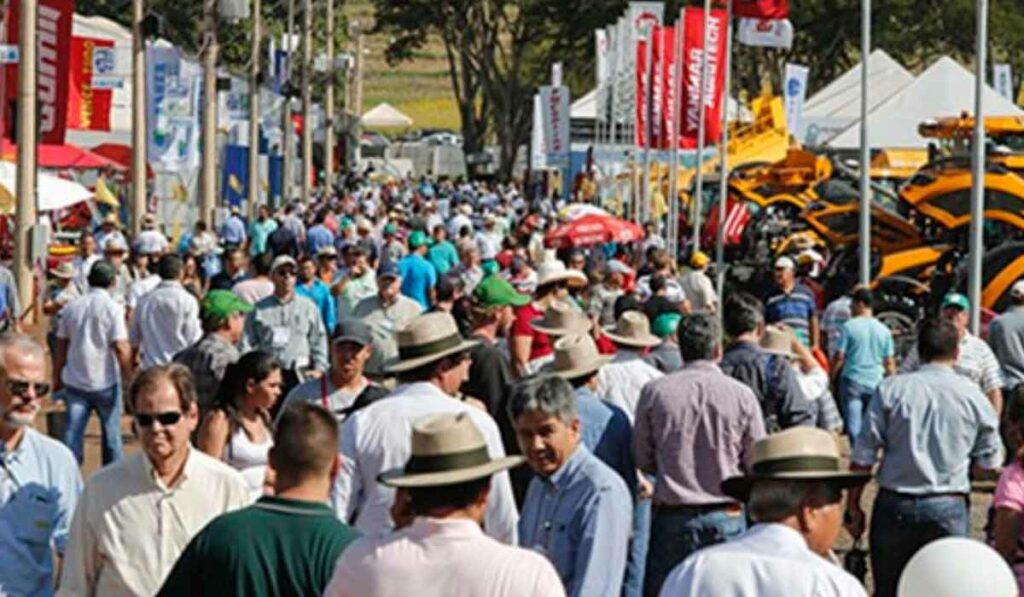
[333,312,519,543]
[659,427,871,596]
[324,413,563,597]
[95,212,126,257]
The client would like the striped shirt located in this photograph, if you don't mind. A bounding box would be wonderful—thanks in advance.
[899,332,1003,394]
[765,284,816,347]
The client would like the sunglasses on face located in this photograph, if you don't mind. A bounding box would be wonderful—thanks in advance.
[275,268,298,278]
[6,379,50,398]
[134,411,183,427]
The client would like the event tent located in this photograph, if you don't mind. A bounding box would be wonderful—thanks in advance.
[828,56,1024,149]
[361,102,414,128]
[799,49,915,146]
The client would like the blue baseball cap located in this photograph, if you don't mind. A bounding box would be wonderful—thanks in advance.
[377,261,401,279]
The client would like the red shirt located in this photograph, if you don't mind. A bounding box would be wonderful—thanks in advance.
[512,303,553,361]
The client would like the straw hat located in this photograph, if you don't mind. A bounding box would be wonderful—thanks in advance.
[382,312,479,374]
[759,325,796,359]
[101,213,121,228]
[530,301,591,337]
[378,412,523,488]
[720,427,871,500]
[542,334,611,380]
[49,262,74,279]
[535,260,587,289]
[603,311,661,348]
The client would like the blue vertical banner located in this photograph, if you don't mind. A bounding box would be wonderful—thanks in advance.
[273,50,289,94]
[221,145,249,208]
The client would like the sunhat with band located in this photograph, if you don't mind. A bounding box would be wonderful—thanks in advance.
[378,412,523,488]
[530,301,591,337]
[759,324,797,359]
[382,312,479,374]
[603,311,661,348]
[721,427,872,501]
[542,334,611,380]
[535,260,587,289]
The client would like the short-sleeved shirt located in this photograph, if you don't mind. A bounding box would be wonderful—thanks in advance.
[306,224,336,256]
[765,283,817,347]
[248,219,278,256]
[398,253,438,310]
[994,462,1024,590]
[296,279,337,334]
[157,496,360,597]
[427,240,459,276]
[512,303,553,362]
[900,332,1004,395]
[57,288,129,391]
[836,316,894,389]
[173,334,241,408]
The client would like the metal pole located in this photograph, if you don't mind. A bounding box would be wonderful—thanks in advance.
[131,0,147,235]
[715,2,732,309]
[247,0,261,218]
[282,0,294,205]
[641,34,653,224]
[968,0,988,334]
[858,0,871,286]
[300,0,312,204]
[200,0,218,225]
[691,0,713,253]
[351,22,364,165]
[13,0,36,314]
[667,18,682,258]
[324,0,335,189]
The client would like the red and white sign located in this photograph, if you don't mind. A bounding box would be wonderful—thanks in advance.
[736,17,793,49]
[733,0,789,19]
[634,38,647,147]
[657,25,675,150]
[67,36,113,131]
[679,6,728,149]
[4,0,75,143]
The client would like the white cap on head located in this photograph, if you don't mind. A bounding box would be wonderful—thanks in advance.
[1012,279,1024,299]
[774,256,795,270]
[897,537,1016,597]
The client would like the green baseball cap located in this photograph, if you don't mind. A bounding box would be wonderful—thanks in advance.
[652,313,682,338]
[202,290,254,319]
[941,292,970,311]
[409,230,429,248]
[384,223,398,235]
[473,276,530,308]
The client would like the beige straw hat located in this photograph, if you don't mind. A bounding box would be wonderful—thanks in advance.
[530,301,592,337]
[603,311,661,348]
[759,324,796,359]
[382,312,479,374]
[535,260,588,289]
[542,333,611,380]
[378,412,523,488]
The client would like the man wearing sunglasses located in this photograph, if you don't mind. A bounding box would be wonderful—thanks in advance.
[242,255,328,398]
[0,333,81,596]
[60,364,250,597]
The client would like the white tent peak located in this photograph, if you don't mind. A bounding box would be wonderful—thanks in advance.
[361,102,414,128]
[828,55,1024,149]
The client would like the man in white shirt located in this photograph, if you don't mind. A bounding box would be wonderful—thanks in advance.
[475,214,503,259]
[333,312,519,543]
[54,261,133,465]
[130,254,202,369]
[71,231,100,295]
[660,427,870,597]
[679,251,718,313]
[132,213,170,256]
[58,364,250,597]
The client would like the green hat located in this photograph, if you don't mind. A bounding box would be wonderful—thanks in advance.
[941,292,970,311]
[409,230,429,248]
[651,313,682,338]
[340,216,354,229]
[202,290,254,319]
[473,276,530,308]
[384,223,398,235]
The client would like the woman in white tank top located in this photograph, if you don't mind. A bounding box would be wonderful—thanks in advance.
[197,351,283,499]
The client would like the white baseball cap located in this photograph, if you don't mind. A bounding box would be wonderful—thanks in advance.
[774,256,795,270]
[1012,279,1024,299]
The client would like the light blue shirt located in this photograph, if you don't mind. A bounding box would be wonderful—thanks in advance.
[248,219,278,256]
[219,215,247,245]
[575,386,636,495]
[852,364,1003,494]
[398,253,437,310]
[0,428,82,596]
[836,315,894,389]
[519,445,631,597]
[427,240,459,276]
[296,278,337,334]
[306,224,335,256]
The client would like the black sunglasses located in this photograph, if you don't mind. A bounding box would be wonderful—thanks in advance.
[135,411,183,427]
[6,378,50,398]
[275,268,298,277]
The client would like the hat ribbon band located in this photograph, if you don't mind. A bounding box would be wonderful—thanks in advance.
[405,445,490,474]
[398,333,463,361]
[752,455,840,476]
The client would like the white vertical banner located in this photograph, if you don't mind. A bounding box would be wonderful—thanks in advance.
[551,62,563,87]
[596,30,609,87]
[540,85,571,164]
[994,63,1014,99]
[783,63,809,139]
[531,93,547,169]
[615,16,631,128]
[629,2,665,45]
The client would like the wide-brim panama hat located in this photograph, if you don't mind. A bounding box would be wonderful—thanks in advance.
[382,312,479,374]
[760,324,796,359]
[721,427,872,501]
[379,412,524,488]
[542,333,611,380]
[603,311,661,348]
[530,300,591,336]
[535,260,588,289]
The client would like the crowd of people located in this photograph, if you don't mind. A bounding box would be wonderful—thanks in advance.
[2,173,1024,596]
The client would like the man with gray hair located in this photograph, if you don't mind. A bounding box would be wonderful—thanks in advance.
[512,375,632,597]
[633,313,766,597]
[0,333,82,596]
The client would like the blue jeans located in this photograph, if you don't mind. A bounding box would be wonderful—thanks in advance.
[870,489,969,597]
[63,384,123,465]
[622,497,651,597]
[839,378,876,440]
[643,506,746,597]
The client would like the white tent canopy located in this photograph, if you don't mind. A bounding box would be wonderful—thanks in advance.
[0,162,93,213]
[828,56,1024,149]
[361,102,414,128]
[799,49,914,146]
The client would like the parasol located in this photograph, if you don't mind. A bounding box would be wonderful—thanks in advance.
[545,213,645,249]
[0,162,93,213]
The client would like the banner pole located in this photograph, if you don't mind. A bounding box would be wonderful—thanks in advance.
[668,16,682,258]
[858,0,872,286]
[691,0,713,254]
[968,0,987,334]
[716,1,732,313]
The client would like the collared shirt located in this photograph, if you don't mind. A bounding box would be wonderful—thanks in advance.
[597,350,664,422]
[336,268,377,320]
[296,278,337,333]
[900,332,1004,394]
[661,523,867,597]
[851,364,1003,494]
[248,219,278,256]
[574,386,636,495]
[351,294,422,376]
[306,224,335,256]
[518,446,631,597]
[0,264,20,324]
[987,305,1024,388]
[133,230,169,256]
[450,264,484,294]
[822,296,853,358]
[645,341,683,374]
[636,274,684,303]
[427,240,459,276]
[71,254,100,295]
[399,253,438,310]
[242,294,328,371]
[719,341,817,432]
[0,428,82,597]
[126,274,160,310]
[836,315,894,389]
[334,381,518,543]
[765,283,817,347]
[219,215,247,245]
[679,269,717,312]
[634,360,765,506]
[130,280,203,368]
[173,333,241,408]
[587,284,623,327]
[57,288,129,391]
[58,449,250,597]
[325,517,565,597]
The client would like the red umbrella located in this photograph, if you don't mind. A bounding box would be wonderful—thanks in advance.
[91,143,155,178]
[545,213,645,249]
[0,139,126,170]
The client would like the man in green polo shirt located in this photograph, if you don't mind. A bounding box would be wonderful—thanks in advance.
[158,403,360,596]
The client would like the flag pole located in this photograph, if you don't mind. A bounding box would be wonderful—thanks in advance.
[968,0,987,333]
[667,15,683,258]
[641,32,654,225]
[858,0,871,286]
[715,0,732,310]
[691,0,713,254]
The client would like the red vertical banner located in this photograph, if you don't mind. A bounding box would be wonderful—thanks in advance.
[634,37,647,147]
[649,26,663,149]
[659,25,676,150]
[679,6,727,149]
[67,37,113,131]
[4,0,75,144]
